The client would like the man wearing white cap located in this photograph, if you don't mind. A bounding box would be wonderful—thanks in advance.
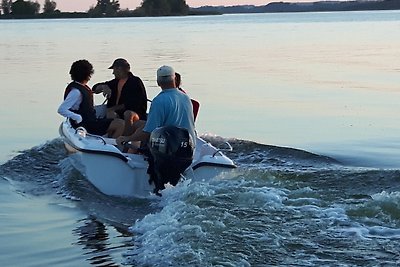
[117,65,195,148]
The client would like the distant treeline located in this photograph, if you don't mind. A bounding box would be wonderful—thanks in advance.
[0,0,199,19]
[193,0,400,14]
[2,0,399,19]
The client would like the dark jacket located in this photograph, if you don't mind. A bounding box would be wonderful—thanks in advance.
[94,72,147,120]
[64,81,96,124]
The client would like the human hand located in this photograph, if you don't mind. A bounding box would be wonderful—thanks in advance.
[116,136,130,147]
[93,84,111,96]
[74,116,82,124]
[102,86,112,98]
[93,84,105,94]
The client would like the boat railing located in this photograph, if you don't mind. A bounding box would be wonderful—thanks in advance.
[75,126,107,145]
[212,141,233,157]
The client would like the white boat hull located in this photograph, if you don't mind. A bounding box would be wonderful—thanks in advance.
[59,121,236,198]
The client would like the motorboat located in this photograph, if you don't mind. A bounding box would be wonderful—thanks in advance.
[59,120,236,198]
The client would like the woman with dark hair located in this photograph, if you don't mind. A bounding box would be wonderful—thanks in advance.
[175,72,186,94]
[58,59,124,137]
[174,72,200,121]
[69,59,94,83]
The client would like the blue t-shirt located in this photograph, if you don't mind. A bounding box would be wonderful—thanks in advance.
[144,88,196,144]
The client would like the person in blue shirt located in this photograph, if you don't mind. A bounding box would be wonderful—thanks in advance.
[116,65,195,150]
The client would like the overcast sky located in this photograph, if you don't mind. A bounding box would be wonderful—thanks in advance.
[36,0,333,12]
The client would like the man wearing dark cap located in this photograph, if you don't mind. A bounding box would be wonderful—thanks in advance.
[93,58,148,135]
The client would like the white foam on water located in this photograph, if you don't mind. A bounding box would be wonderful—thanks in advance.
[337,225,371,240]
[125,179,289,266]
[356,190,400,223]
[159,179,216,206]
[123,173,400,266]
[286,196,349,225]
[126,201,205,266]
[366,226,400,239]
[125,181,215,266]
[340,224,400,240]
[372,190,400,205]
[325,191,400,241]
[233,186,287,209]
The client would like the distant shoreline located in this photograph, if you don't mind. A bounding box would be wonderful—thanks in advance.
[1,0,399,20]
[192,0,400,15]
[0,10,221,20]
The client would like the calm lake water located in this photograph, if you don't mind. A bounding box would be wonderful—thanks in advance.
[0,11,400,267]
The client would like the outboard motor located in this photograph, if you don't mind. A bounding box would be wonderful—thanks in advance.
[148,126,194,196]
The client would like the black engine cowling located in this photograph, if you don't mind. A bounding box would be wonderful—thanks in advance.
[148,126,194,195]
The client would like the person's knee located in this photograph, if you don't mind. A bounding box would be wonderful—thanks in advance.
[110,118,124,130]
[132,120,145,129]
[107,109,118,119]
[116,118,125,128]
[124,110,139,121]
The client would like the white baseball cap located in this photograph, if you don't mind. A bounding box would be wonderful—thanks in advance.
[157,65,175,78]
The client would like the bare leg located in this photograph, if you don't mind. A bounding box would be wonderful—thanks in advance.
[116,120,146,153]
[107,119,125,138]
[106,109,118,119]
[115,120,149,153]
[123,110,140,136]
[126,121,146,153]
[124,119,145,136]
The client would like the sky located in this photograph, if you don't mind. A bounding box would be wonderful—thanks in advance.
[37,0,326,12]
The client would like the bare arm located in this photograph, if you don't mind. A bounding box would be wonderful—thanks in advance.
[57,89,82,123]
[128,120,149,142]
[129,129,150,143]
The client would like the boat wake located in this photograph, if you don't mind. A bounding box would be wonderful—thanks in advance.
[1,136,400,266]
[0,139,67,196]
[0,135,341,199]
[202,134,340,171]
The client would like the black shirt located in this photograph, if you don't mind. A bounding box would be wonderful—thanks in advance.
[94,72,148,120]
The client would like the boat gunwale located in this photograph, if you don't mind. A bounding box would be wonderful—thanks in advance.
[59,122,237,170]
[192,161,237,170]
[59,123,129,163]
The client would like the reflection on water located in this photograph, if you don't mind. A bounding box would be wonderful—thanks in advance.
[0,11,400,267]
[0,140,151,267]
[0,179,135,267]
[0,11,399,164]
[74,216,132,267]
[1,128,400,266]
